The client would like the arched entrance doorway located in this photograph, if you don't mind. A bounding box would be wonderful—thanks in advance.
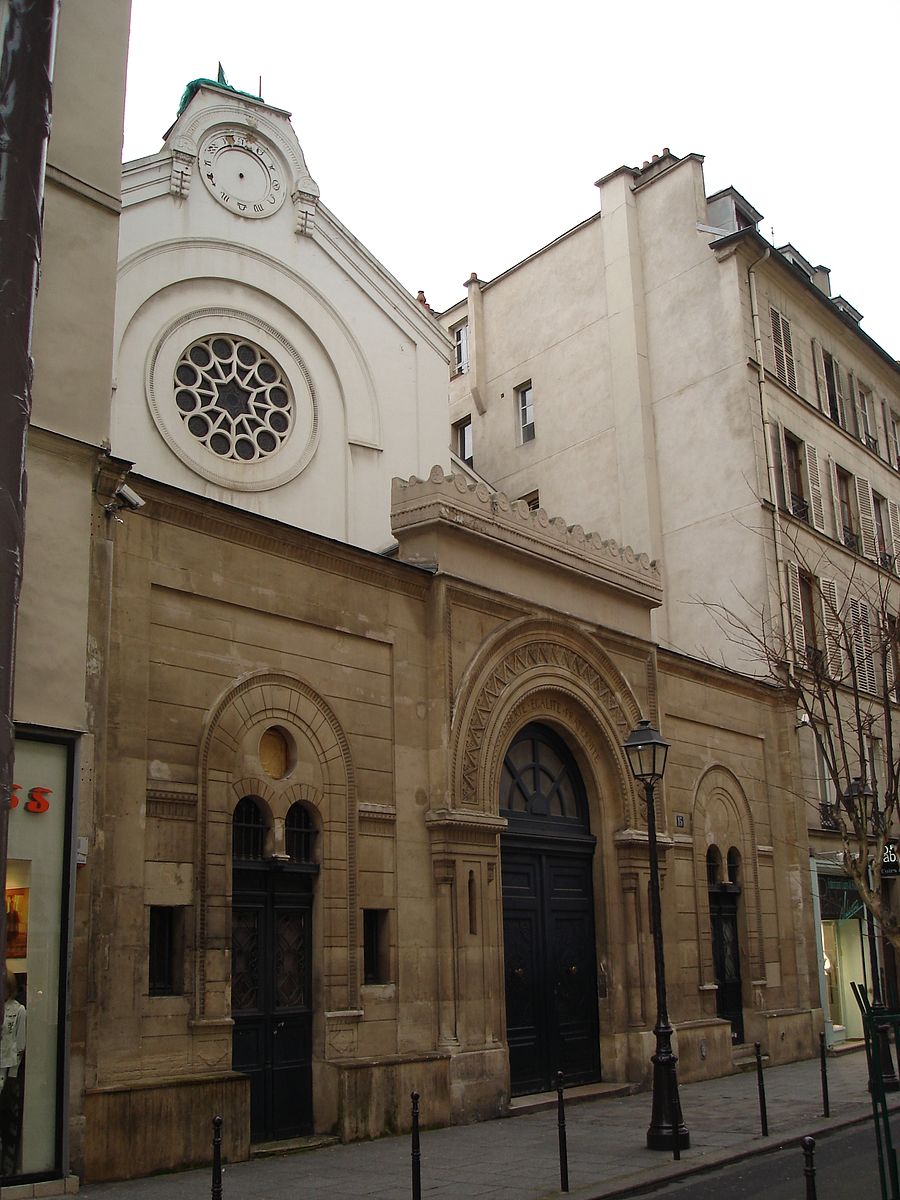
[706,844,744,1044]
[500,723,601,1095]
[231,796,318,1142]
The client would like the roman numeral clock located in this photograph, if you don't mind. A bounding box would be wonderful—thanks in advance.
[199,128,286,217]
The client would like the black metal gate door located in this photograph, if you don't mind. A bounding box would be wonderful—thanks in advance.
[232,865,313,1142]
[710,888,744,1043]
[502,847,600,1095]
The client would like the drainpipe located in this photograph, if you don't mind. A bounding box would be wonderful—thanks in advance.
[748,248,794,685]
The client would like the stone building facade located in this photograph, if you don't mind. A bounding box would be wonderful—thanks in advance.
[80,465,818,1179]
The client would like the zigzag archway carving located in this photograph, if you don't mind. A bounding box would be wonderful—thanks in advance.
[450,619,646,826]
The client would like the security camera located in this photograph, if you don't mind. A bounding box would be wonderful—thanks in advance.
[114,483,145,510]
[795,712,811,730]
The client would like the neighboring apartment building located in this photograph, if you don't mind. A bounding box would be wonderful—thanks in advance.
[442,148,900,1046]
[8,0,132,1191]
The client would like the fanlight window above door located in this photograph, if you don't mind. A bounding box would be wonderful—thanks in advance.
[500,723,588,828]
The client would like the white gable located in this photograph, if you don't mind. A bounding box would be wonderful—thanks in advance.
[113,84,450,550]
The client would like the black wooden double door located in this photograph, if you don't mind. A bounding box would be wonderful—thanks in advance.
[232,864,314,1142]
[709,888,744,1044]
[502,845,601,1095]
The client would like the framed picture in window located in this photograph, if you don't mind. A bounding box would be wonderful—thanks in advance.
[5,888,29,958]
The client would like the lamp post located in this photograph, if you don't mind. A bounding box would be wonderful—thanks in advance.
[623,719,690,1151]
[843,777,899,1092]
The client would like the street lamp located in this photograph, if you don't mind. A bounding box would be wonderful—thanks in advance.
[843,777,899,1092]
[623,719,690,1151]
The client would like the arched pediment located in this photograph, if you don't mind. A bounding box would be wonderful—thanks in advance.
[449,617,647,827]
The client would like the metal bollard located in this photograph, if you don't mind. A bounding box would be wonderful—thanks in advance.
[819,1031,830,1117]
[802,1135,818,1200]
[556,1071,569,1192]
[755,1042,768,1137]
[411,1091,422,1200]
[211,1115,223,1200]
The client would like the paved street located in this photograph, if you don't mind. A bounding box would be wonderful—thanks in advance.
[75,1048,896,1200]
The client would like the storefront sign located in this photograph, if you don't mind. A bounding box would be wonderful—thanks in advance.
[882,841,900,879]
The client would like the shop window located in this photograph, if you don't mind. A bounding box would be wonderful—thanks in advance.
[7,733,74,1177]
[148,906,184,996]
[363,909,391,985]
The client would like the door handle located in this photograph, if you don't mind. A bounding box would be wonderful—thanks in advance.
[274,1020,285,1035]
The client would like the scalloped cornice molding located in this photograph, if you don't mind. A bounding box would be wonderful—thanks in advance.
[392,467,662,602]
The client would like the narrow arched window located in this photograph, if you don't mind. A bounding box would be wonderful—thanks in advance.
[286,803,316,864]
[706,845,722,887]
[468,870,478,936]
[233,796,265,861]
[727,847,741,887]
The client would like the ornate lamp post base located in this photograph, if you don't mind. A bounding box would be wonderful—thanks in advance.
[646,1034,690,1150]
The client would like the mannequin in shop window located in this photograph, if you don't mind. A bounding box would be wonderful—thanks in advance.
[0,971,26,1176]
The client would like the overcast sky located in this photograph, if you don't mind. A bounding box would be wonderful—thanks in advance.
[123,0,897,355]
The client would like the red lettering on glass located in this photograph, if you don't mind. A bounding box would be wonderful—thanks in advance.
[25,786,51,813]
[9,784,51,813]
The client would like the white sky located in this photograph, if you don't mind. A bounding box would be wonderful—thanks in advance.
[123,0,898,354]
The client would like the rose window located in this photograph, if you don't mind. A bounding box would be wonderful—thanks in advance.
[174,335,293,461]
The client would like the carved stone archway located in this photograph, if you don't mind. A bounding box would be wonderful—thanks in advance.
[195,670,358,1023]
[691,766,764,990]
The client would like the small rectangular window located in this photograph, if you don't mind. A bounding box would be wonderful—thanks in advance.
[518,489,540,511]
[451,320,469,375]
[149,906,184,996]
[363,909,391,985]
[453,415,473,466]
[517,381,535,443]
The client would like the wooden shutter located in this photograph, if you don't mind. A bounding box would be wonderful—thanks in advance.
[888,500,900,562]
[834,359,847,427]
[855,476,877,560]
[770,421,788,509]
[820,577,844,679]
[848,372,864,441]
[771,308,796,391]
[811,339,828,414]
[782,316,797,391]
[786,561,806,663]
[827,457,843,540]
[850,597,877,693]
[805,443,826,532]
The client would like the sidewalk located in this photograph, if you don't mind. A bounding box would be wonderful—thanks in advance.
[80,1049,886,1200]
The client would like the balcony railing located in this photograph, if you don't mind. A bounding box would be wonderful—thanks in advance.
[819,801,841,831]
[843,526,860,553]
[790,493,810,522]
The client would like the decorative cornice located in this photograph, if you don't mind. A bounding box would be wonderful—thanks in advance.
[392,467,662,602]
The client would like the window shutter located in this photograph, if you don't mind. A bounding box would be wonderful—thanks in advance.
[805,443,826,532]
[850,596,877,693]
[820,577,844,679]
[834,360,847,427]
[786,561,806,663]
[771,308,786,382]
[888,500,900,561]
[782,316,797,391]
[811,339,828,414]
[770,421,788,509]
[827,457,843,540]
[848,372,864,440]
[855,476,878,560]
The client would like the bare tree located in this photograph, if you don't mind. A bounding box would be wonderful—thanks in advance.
[700,528,900,953]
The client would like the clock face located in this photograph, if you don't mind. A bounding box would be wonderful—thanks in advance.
[199,129,286,218]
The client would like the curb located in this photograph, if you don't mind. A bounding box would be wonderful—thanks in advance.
[561,1103,895,1200]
